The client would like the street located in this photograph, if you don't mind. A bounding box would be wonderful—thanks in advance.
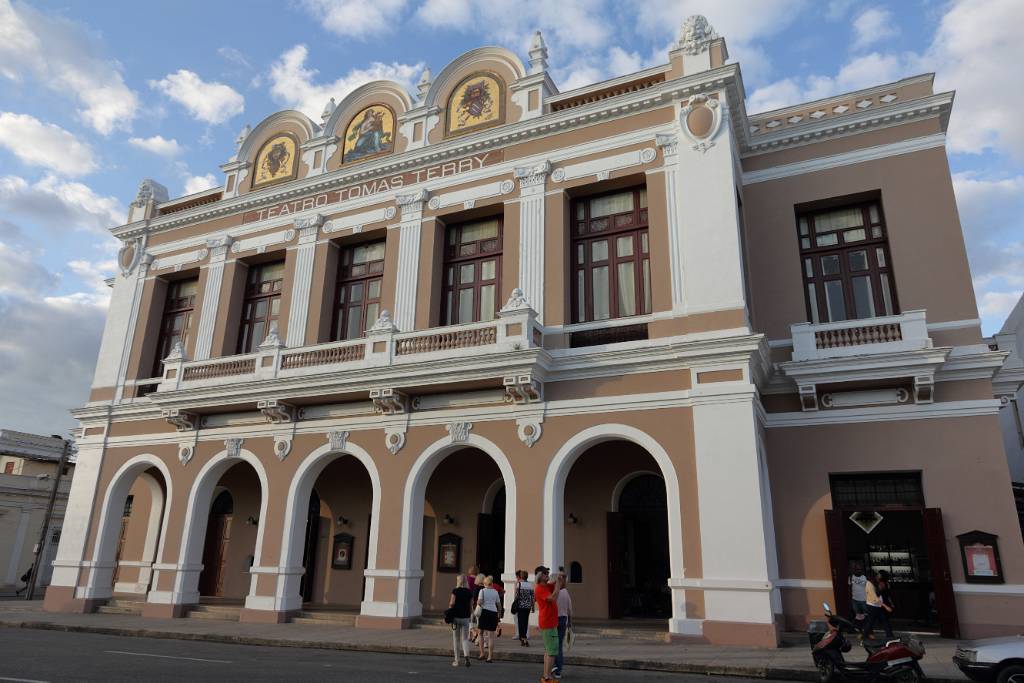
[0,626,788,682]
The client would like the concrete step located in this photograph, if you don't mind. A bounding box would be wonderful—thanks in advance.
[97,605,144,616]
[185,605,241,621]
[289,611,358,625]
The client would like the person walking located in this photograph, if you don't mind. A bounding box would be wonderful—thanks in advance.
[553,572,573,680]
[862,572,894,641]
[14,567,32,596]
[533,565,561,683]
[469,572,486,645]
[849,563,868,624]
[448,574,473,668]
[513,569,535,646]
[476,576,502,662]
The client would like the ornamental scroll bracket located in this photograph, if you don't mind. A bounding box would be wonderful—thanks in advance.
[163,408,199,432]
[258,399,296,424]
[503,373,542,404]
[370,387,409,415]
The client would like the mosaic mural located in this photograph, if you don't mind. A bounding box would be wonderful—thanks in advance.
[343,104,395,163]
[252,134,297,187]
[446,72,503,136]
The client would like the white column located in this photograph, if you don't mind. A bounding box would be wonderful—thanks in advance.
[5,509,31,584]
[690,394,778,627]
[392,190,428,332]
[514,161,550,324]
[284,215,324,347]
[193,236,233,360]
[93,247,149,401]
[48,443,106,591]
[654,134,686,312]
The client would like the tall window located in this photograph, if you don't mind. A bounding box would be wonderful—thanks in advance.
[571,187,651,323]
[151,278,197,376]
[237,261,285,353]
[441,218,502,325]
[798,201,897,323]
[333,241,385,340]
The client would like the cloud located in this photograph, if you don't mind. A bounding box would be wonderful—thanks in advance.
[0,0,138,134]
[978,290,1022,321]
[267,44,421,120]
[0,112,97,176]
[149,70,245,125]
[851,7,899,51]
[128,135,183,157]
[299,0,408,38]
[218,46,252,69]
[0,174,125,235]
[183,173,219,195]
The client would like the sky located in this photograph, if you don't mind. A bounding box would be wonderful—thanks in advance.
[0,0,1022,435]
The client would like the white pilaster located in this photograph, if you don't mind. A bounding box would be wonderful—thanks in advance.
[285,215,324,347]
[48,443,105,590]
[393,191,428,332]
[193,236,233,360]
[654,134,685,311]
[93,244,149,398]
[514,161,550,324]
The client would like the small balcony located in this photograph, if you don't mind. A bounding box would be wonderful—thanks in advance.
[790,310,931,362]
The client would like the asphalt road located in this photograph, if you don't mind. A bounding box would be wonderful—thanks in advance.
[0,626,789,682]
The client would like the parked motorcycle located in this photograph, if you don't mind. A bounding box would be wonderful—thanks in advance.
[808,602,927,683]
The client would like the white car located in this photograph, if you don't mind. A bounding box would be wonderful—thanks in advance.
[953,635,1024,683]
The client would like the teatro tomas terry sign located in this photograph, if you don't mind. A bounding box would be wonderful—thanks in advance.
[242,151,503,224]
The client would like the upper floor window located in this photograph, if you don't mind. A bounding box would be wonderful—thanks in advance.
[333,241,385,340]
[571,187,651,323]
[798,201,897,323]
[237,261,284,353]
[152,278,197,377]
[441,218,502,325]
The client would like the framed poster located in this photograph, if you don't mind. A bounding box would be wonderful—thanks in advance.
[438,533,461,573]
[332,532,354,570]
[956,530,1003,584]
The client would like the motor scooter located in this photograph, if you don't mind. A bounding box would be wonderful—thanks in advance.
[808,602,927,683]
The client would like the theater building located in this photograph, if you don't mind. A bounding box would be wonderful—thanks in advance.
[44,16,1023,646]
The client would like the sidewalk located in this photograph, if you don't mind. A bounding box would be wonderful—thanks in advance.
[0,601,963,681]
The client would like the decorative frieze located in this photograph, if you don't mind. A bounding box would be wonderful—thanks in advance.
[151,247,209,273]
[427,179,514,210]
[550,148,656,183]
[258,399,296,423]
[323,206,396,234]
[370,388,409,415]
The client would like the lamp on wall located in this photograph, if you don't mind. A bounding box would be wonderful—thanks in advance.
[443,514,456,525]
[337,515,350,526]
[567,513,579,525]
[246,515,259,526]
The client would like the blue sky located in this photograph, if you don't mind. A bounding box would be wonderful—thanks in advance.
[1,0,1022,434]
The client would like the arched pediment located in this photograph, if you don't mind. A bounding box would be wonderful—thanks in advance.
[423,46,526,111]
[234,110,318,193]
[322,81,414,169]
[236,110,319,167]
[323,80,414,138]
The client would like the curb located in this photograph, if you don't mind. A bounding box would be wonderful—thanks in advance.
[0,620,961,683]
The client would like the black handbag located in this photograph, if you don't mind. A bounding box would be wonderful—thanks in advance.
[510,588,520,615]
[443,608,455,624]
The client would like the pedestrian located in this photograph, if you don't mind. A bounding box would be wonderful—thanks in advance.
[14,567,31,596]
[553,571,573,680]
[849,563,868,624]
[448,574,473,668]
[862,572,894,641]
[513,569,535,646]
[874,570,896,640]
[469,572,485,644]
[533,565,561,683]
[467,565,479,593]
[476,576,502,662]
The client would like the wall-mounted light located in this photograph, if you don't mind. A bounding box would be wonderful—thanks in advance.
[567,513,579,525]
[443,514,456,525]
[246,515,259,526]
[337,516,350,526]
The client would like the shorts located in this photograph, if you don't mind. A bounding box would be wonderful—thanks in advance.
[541,627,559,656]
[852,599,867,616]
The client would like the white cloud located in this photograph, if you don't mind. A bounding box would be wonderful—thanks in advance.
[267,44,421,120]
[300,0,408,38]
[0,0,138,134]
[183,173,218,195]
[0,174,125,235]
[128,135,183,157]
[978,290,1022,320]
[149,70,245,125]
[218,46,252,69]
[851,7,898,51]
[0,112,97,176]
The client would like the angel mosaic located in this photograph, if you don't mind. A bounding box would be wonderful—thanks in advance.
[343,105,395,163]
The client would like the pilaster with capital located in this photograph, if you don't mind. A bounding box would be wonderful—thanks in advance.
[393,191,428,332]
[514,161,551,324]
[285,214,324,347]
[655,133,686,312]
[193,235,233,360]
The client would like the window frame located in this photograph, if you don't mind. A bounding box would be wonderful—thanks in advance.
[331,240,386,340]
[236,260,285,354]
[151,278,198,377]
[440,217,503,326]
[570,186,651,324]
[797,200,898,324]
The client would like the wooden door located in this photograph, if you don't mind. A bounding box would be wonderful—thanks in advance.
[300,494,320,603]
[199,515,232,597]
[476,513,498,578]
[824,509,849,615]
[606,511,626,619]
[923,508,960,638]
[111,516,130,586]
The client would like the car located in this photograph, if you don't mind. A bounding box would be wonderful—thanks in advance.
[953,635,1024,683]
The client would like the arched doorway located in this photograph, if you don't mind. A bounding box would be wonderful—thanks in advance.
[611,473,670,618]
[198,490,233,597]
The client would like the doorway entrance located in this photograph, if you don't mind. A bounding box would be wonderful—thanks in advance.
[476,485,505,581]
[300,491,321,603]
[198,490,233,597]
[608,473,671,619]
[825,472,959,637]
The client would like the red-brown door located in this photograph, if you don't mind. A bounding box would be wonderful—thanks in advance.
[606,512,626,619]
[824,509,850,615]
[111,516,130,586]
[923,508,960,638]
[199,515,232,597]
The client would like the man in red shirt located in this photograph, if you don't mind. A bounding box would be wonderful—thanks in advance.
[533,565,561,682]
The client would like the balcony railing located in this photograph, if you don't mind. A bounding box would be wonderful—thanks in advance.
[790,310,931,362]
[155,297,541,393]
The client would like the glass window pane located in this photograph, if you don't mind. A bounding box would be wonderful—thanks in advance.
[824,280,846,321]
[447,267,454,286]
[617,262,636,316]
[876,248,886,267]
[849,250,869,271]
[365,303,379,329]
[448,229,457,246]
[179,279,198,297]
[252,321,265,346]
[801,237,811,249]
[616,235,634,257]
[815,207,863,232]
[259,261,285,283]
[460,219,500,243]
[591,240,608,261]
[843,228,866,242]
[270,298,280,316]
[638,188,647,208]
[799,217,808,236]
[880,273,894,316]
[577,270,585,321]
[821,255,840,276]
[576,244,584,265]
[458,288,474,323]
[350,282,364,302]
[368,280,381,299]
[255,300,268,317]
[337,286,346,304]
[851,276,875,319]
[641,232,649,254]
[576,203,585,220]
[807,283,819,323]
[816,233,839,247]
[590,192,634,218]
[869,204,879,223]
[460,263,475,284]
[804,258,814,278]
[642,259,651,314]
[345,310,362,339]
[481,260,496,280]
[592,266,610,320]
[480,284,495,321]
[871,226,882,238]
[445,292,453,325]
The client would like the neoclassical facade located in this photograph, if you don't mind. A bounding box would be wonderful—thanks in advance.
[45,17,1023,646]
